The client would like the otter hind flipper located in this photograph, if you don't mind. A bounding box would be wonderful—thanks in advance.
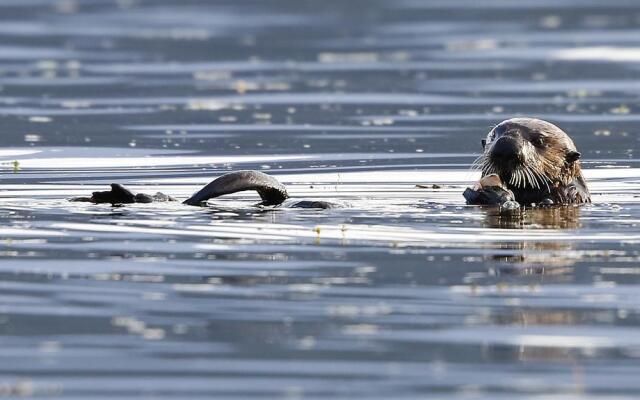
[70,184,175,204]
[84,183,136,204]
[183,170,289,206]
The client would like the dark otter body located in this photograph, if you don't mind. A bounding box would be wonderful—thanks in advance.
[70,170,339,209]
[183,170,288,206]
[465,118,590,206]
[182,171,339,208]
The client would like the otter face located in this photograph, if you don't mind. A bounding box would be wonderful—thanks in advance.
[480,118,582,190]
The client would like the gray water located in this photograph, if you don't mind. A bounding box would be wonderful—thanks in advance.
[1,0,640,398]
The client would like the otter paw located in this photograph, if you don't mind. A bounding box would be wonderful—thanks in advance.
[464,174,515,206]
[463,186,514,205]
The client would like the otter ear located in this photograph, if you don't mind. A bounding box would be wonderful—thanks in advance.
[566,150,581,163]
[481,139,486,149]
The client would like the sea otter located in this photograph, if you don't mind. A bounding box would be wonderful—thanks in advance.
[463,118,590,207]
[71,118,589,209]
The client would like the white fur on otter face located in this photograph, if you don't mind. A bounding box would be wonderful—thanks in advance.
[478,118,583,192]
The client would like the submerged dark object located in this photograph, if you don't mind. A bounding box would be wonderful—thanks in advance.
[466,118,590,206]
[71,171,339,209]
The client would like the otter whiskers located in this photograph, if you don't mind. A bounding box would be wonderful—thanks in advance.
[480,158,552,191]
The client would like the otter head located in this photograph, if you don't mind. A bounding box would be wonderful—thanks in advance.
[480,118,582,191]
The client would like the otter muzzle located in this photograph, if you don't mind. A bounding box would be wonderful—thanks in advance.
[490,136,522,163]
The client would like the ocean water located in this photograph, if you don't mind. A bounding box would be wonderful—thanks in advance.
[1,0,640,398]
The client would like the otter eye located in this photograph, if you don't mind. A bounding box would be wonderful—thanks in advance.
[532,137,545,147]
[481,139,486,149]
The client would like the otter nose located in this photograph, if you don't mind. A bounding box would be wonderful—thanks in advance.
[490,136,521,161]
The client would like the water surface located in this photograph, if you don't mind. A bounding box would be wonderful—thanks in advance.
[1,0,640,398]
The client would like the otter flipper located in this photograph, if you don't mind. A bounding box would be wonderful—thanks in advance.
[69,183,136,204]
[183,170,289,206]
[70,184,176,204]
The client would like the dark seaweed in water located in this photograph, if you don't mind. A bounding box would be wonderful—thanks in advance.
[1,0,640,398]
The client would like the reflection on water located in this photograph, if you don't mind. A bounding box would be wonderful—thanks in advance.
[484,205,583,229]
[1,0,640,398]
